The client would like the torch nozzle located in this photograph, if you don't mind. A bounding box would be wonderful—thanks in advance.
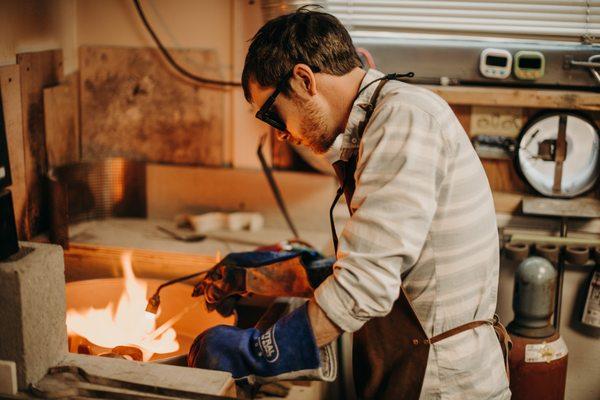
[144,270,211,315]
[145,293,160,315]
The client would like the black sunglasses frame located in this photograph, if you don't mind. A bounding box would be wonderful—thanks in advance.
[254,71,291,132]
[254,66,321,132]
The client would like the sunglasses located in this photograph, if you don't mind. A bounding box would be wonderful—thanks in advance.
[255,66,321,133]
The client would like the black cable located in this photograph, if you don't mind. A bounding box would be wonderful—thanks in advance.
[155,270,209,293]
[356,72,415,98]
[257,133,300,239]
[132,0,241,87]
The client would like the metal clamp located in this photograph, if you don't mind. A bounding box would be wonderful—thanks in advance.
[568,54,600,84]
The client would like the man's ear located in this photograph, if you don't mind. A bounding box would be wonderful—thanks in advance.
[289,64,317,99]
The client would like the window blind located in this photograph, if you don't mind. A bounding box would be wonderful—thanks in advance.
[261,0,600,43]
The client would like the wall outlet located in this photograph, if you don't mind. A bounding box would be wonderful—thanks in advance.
[470,106,523,138]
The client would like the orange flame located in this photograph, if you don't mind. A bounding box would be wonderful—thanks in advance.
[66,252,179,361]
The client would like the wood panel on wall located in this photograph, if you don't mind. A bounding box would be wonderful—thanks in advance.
[43,83,79,168]
[79,46,225,166]
[452,103,529,195]
[0,65,28,238]
[449,104,471,134]
[16,50,63,237]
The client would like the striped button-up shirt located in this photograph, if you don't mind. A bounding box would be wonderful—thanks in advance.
[314,69,510,399]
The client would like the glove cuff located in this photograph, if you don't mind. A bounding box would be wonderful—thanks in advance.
[249,302,337,384]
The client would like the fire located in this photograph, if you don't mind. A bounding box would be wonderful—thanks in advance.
[66,252,179,361]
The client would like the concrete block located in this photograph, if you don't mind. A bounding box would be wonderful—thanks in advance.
[0,242,67,389]
[0,360,17,395]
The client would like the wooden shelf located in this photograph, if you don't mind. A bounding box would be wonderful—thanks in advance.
[492,191,523,214]
[423,85,600,111]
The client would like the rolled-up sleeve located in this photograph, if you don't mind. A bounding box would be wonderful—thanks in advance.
[314,103,449,332]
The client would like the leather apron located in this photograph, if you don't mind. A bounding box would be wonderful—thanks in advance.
[329,79,510,400]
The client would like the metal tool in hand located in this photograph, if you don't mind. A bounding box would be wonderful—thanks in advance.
[146,241,331,317]
[145,270,209,314]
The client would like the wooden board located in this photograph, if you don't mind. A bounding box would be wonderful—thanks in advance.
[43,84,79,167]
[79,46,225,166]
[63,242,218,283]
[492,191,523,215]
[16,50,63,237]
[449,104,471,135]
[58,353,236,397]
[425,85,600,110]
[0,65,28,238]
[146,164,338,233]
[522,196,600,219]
[482,158,527,193]
[64,71,81,155]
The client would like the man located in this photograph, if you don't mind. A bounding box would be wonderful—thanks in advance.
[189,7,510,399]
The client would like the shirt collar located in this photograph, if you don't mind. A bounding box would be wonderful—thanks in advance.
[325,69,386,164]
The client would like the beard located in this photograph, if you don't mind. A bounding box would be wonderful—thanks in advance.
[296,99,337,154]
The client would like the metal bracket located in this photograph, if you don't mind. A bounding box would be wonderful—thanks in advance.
[566,54,600,84]
[471,135,515,160]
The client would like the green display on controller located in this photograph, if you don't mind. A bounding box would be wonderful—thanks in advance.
[514,50,545,80]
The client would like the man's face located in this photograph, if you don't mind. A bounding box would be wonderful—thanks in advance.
[249,73,337,154]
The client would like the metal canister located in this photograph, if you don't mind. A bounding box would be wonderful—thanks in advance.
[508,331,568,400]
[508,256,568,400]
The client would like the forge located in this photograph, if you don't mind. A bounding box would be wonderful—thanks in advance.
[64,252,234,363]
[0,242,238,398]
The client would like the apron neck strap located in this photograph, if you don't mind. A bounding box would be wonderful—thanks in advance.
[347,78,390,151]
[331,77,391,254]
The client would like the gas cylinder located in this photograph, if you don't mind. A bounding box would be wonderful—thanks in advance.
[508,256,568,400]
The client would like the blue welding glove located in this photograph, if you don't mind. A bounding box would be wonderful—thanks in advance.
[187,303,337,385]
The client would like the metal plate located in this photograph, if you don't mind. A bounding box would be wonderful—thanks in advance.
[352,35,600,89]
[47,158,147,248]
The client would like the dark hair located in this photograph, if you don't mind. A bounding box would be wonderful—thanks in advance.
[242,6,361,103]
